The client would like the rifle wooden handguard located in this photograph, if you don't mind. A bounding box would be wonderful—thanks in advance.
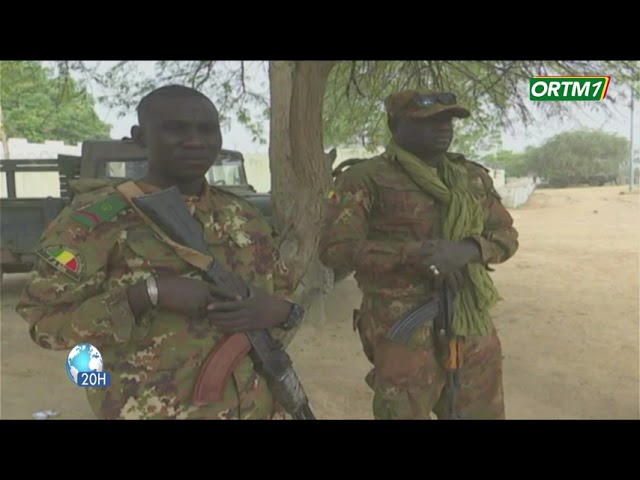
[443,337,465,371]
[192,333,252,405]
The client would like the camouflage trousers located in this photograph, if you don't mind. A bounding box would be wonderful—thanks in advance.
[354,296,505,420]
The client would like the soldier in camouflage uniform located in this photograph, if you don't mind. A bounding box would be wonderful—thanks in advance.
[319,90,519,419]
[15,85,304,420]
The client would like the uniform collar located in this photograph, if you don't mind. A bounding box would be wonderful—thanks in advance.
[135,179,212,212]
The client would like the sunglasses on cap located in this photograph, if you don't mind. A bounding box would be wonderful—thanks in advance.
[413,92,457,108]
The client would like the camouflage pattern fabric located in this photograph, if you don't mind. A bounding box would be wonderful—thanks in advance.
[15,179,298,420]
[319,152,519,419]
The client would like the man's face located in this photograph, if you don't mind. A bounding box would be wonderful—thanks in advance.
[392,113,454,158]
[135,95,223,181]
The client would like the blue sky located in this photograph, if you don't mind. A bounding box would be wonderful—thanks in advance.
[81,61,638,157]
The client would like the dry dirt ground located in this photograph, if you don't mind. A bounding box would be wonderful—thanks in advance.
[1,185,638,420]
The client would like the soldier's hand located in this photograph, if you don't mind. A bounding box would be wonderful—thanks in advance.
[156,277,239,317]
[406,239,481,277]
[205,287,292,333]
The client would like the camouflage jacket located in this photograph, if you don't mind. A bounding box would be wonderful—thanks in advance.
[15,178,298,420]
[319,152,519,300]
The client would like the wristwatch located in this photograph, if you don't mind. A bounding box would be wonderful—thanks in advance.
[279,302,305,331]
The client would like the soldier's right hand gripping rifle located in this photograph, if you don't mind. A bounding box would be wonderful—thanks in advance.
[116,182,316,421]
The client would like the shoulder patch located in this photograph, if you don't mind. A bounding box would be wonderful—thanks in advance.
[35,245,85,281]
[326,189,340,204]
[70,195,130,228]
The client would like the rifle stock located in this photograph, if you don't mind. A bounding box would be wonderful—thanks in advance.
[131,186,315,420]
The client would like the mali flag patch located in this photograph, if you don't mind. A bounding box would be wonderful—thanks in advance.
[71,196,130,228]
[327,189,339,203]
[36,246,84,281]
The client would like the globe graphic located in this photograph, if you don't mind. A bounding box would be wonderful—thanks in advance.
[66,343,104,385]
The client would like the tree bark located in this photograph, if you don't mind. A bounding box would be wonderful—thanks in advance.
[268,60,337,313]
[0,100,10,159]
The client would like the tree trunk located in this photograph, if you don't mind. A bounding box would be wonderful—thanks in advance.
[268,61,337,318]
[0,100,10,159]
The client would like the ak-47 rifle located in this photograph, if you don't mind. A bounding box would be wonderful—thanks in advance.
[123,184,315,420]
[385,282,463,419]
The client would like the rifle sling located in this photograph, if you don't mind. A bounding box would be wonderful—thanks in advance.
[115,180,252,404]
[116,181,212,271]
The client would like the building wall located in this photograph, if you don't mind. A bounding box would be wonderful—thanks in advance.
[496,177,537,208]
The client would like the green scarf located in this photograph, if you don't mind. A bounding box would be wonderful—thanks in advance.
[385,141,501,337]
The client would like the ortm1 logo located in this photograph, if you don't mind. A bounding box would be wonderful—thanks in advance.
[529,76,611,101]
[66,343,111,387]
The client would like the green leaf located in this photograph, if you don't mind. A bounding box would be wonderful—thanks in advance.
[1,61,111,144]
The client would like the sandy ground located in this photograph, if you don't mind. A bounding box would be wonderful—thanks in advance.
[1,185,638,420]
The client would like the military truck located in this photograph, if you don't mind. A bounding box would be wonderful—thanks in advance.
[0,139,273,275]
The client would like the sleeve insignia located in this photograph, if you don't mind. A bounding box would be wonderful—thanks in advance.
[71,195,130,228]
[326,189,340,203]
[35,245,84,281]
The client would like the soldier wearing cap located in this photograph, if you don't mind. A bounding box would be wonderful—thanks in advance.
[318,90,519,419]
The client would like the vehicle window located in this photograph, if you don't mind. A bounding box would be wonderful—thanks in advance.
[103,160,148,179]
[101,158,245,186]
[207,162,243,186]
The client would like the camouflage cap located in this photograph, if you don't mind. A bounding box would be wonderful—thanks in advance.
[384,90,470,119]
